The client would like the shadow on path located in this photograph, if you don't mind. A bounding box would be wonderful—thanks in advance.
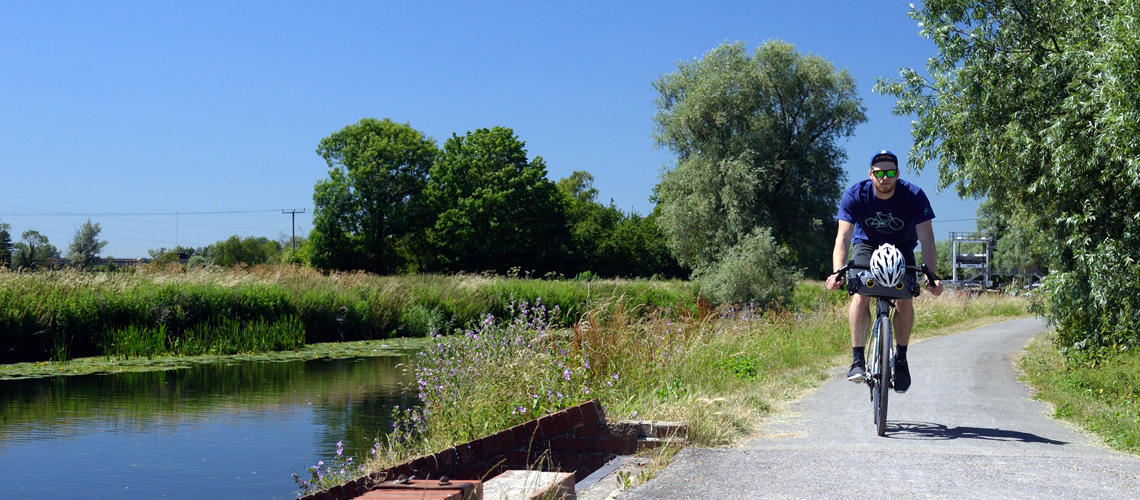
[886,421,1068,445]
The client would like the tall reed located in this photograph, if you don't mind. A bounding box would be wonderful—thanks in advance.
[0,266,693,362]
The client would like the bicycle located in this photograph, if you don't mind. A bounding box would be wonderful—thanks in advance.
[830,259,940,436]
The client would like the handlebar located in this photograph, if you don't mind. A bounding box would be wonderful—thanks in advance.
[830,260,942,288]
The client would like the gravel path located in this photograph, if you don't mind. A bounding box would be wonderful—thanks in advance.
[621,318,1140,499]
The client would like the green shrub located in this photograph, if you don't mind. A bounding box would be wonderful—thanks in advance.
[692,228,799,306]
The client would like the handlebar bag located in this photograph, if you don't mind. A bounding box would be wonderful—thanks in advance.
[846,269,921,299]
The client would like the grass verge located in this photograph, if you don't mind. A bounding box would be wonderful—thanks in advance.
[318,285,1030,493]
[1018,330,1140,454]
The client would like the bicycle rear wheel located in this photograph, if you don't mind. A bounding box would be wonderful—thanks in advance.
[873,314,891,436]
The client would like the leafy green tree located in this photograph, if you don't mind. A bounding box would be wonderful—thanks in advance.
[876,0,1140,355]
[557,171,621,274]
[12,230,60,270]
[147,245,200,266]
[147,246,200,259]
[652,40,866,295]
[212,236,281,267]
[915,239,953,282]
[424,127,568,274]
[556,172,686,279]
[976,199,1047,277]
[0,222,12,268]
[278,232,310,266]
[67,219,109,270]
[604,209,687,279]
[310,118,438,273]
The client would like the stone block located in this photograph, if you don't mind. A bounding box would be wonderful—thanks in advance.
[602,422,638,440]
[653,421,688,439]
[483,470,576,500]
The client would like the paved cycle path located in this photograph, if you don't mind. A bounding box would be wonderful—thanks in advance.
[622,318,1140,499]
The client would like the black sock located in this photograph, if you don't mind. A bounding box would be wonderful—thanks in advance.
[853,347,865,365]
[896,344,908,360]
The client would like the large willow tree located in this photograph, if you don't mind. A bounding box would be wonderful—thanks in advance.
[652,40,867,290]
[876,0,1140,356]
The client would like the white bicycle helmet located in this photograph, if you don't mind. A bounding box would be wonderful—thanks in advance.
[869,243,906,288]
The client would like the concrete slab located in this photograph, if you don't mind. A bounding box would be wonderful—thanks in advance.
[483,470,575,500]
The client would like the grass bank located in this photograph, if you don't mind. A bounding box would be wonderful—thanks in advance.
[326,285,1028,491]
[0,266,693,363]
[1019,331,1140,453]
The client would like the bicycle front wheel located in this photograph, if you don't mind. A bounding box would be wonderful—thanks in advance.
[874,314,891,436]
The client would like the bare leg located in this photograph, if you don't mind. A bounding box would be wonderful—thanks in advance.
[893,298,914,346]
[849,294,872,347]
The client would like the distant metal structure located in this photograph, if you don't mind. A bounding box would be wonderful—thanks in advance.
[951,232,993,288]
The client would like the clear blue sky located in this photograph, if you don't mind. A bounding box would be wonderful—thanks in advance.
[0,1,980,259]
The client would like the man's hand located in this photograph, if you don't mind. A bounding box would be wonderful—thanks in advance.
[927,279,944,296]
[826,273,844,291]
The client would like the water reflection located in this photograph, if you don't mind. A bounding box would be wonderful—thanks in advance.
[0,355,417,499]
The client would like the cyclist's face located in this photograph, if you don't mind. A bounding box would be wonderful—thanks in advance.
[869,162,899,194]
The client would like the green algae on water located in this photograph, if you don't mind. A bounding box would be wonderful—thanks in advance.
[0,337,429,380]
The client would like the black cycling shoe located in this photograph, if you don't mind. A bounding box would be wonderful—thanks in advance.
[847,361,866,383]
[893,356,911,393]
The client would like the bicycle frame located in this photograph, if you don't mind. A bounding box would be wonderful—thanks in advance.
[867,297,895,436]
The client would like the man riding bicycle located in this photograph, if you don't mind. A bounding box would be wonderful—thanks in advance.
[825,150,944,393]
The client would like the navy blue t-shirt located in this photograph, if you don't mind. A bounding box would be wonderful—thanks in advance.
[837,179,935,250]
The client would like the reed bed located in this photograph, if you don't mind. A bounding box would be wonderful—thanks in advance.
[0,265,692,363]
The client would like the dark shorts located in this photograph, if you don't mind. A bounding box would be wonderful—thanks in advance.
[847,241,920,298]
[850,241,916,268]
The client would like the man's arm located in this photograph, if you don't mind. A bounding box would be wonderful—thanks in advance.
[915,219,944,296]
[825,220,855,291]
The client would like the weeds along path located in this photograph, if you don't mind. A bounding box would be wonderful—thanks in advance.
[621,318,1140,499]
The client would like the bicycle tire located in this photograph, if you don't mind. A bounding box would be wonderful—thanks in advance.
[867,315,882,423]
[874,312,891,436]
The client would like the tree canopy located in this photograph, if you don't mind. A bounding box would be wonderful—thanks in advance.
[0,222,12,268]
[876,0,1140,356]
[557,171,685,279]
[67,219,108,270]
[212,235,280,267]
[652,40,866,296]
[12,230,59,270]
[424,127,568,274]
[309,118,438,273]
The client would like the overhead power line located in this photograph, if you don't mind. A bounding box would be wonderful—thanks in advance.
[0,209,287,217]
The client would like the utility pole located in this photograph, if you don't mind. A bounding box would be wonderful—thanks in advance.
[282,209,306,251]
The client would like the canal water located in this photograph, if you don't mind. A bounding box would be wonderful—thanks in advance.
[0,355,417,499]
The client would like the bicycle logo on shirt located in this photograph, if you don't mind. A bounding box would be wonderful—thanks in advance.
[865,212,904,232]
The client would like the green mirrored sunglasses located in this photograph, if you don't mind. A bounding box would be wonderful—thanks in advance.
[872,169,899,179]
